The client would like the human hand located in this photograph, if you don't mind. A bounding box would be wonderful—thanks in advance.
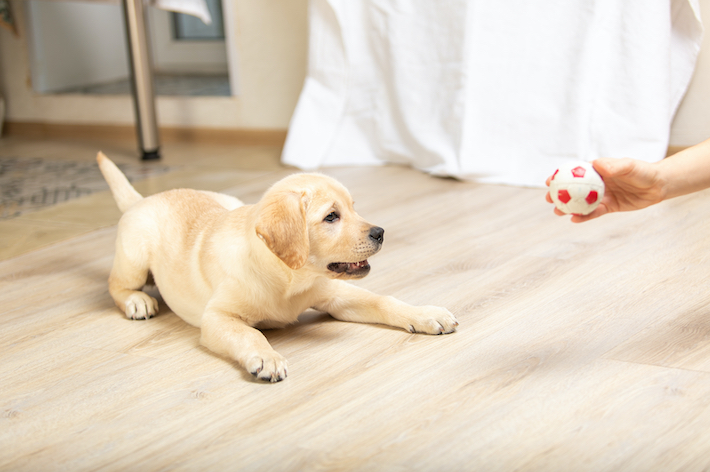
[545,157,665,223]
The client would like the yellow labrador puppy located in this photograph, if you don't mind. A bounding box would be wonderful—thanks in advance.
[97,152,457,382]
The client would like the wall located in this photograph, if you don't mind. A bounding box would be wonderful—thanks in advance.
[24,0,128,93]
[671,0,710,146]
[0,0,308,130]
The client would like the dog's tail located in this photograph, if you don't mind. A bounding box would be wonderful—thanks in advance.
[97,151,144,213]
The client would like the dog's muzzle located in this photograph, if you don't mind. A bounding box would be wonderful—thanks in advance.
[327,226,384,278]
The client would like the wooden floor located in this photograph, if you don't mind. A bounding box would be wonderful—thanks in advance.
[2,136,710,471]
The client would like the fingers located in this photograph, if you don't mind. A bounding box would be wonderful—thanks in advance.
[550,201,605,221]
[569,203,609,223]
[547,187,607,221]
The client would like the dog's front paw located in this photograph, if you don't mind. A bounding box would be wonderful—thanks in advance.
[125,292,159,320]
[246,352,288,383]
[406,306,458,335]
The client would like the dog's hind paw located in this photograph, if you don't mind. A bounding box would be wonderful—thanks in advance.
[125,292,159,320]
[246,353,288,383]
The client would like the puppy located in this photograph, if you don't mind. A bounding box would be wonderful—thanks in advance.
[97,152,457,382]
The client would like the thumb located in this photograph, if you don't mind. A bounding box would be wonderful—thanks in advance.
[592,157,632,180]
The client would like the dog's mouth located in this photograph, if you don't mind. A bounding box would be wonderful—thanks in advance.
[327,260,370,276]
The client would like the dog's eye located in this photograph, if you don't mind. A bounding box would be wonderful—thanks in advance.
[324,212,339,223]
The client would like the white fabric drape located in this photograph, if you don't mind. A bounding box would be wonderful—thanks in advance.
[283,0,703,187]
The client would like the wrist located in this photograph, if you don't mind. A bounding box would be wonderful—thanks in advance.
[654,158,675,201]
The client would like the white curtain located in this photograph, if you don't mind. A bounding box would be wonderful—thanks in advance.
[282,0,703,187]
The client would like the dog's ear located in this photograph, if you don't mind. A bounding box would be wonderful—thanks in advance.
[255,190,309,270]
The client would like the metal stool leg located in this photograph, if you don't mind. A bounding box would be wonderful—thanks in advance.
[122,0,161,160]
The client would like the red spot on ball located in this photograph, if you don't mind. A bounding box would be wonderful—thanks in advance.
[571,166,586,178]
[585,190,599,204]
[552,169,559,179]
[558,189,571,204]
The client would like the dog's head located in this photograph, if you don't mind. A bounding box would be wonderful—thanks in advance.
[255,173,383,279]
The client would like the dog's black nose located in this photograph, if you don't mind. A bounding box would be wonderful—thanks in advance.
[369,226,384,244]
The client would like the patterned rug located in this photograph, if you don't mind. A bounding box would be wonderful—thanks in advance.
[0,157,174,219]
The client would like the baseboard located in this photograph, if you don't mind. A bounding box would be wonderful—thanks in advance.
[2,121,288,146]
[666,145,688,157]
[2,121,686,156]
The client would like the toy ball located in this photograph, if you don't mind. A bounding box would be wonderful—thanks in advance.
[549,162,605,215]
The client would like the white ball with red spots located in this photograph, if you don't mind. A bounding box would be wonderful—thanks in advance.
[549,162,605,215]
